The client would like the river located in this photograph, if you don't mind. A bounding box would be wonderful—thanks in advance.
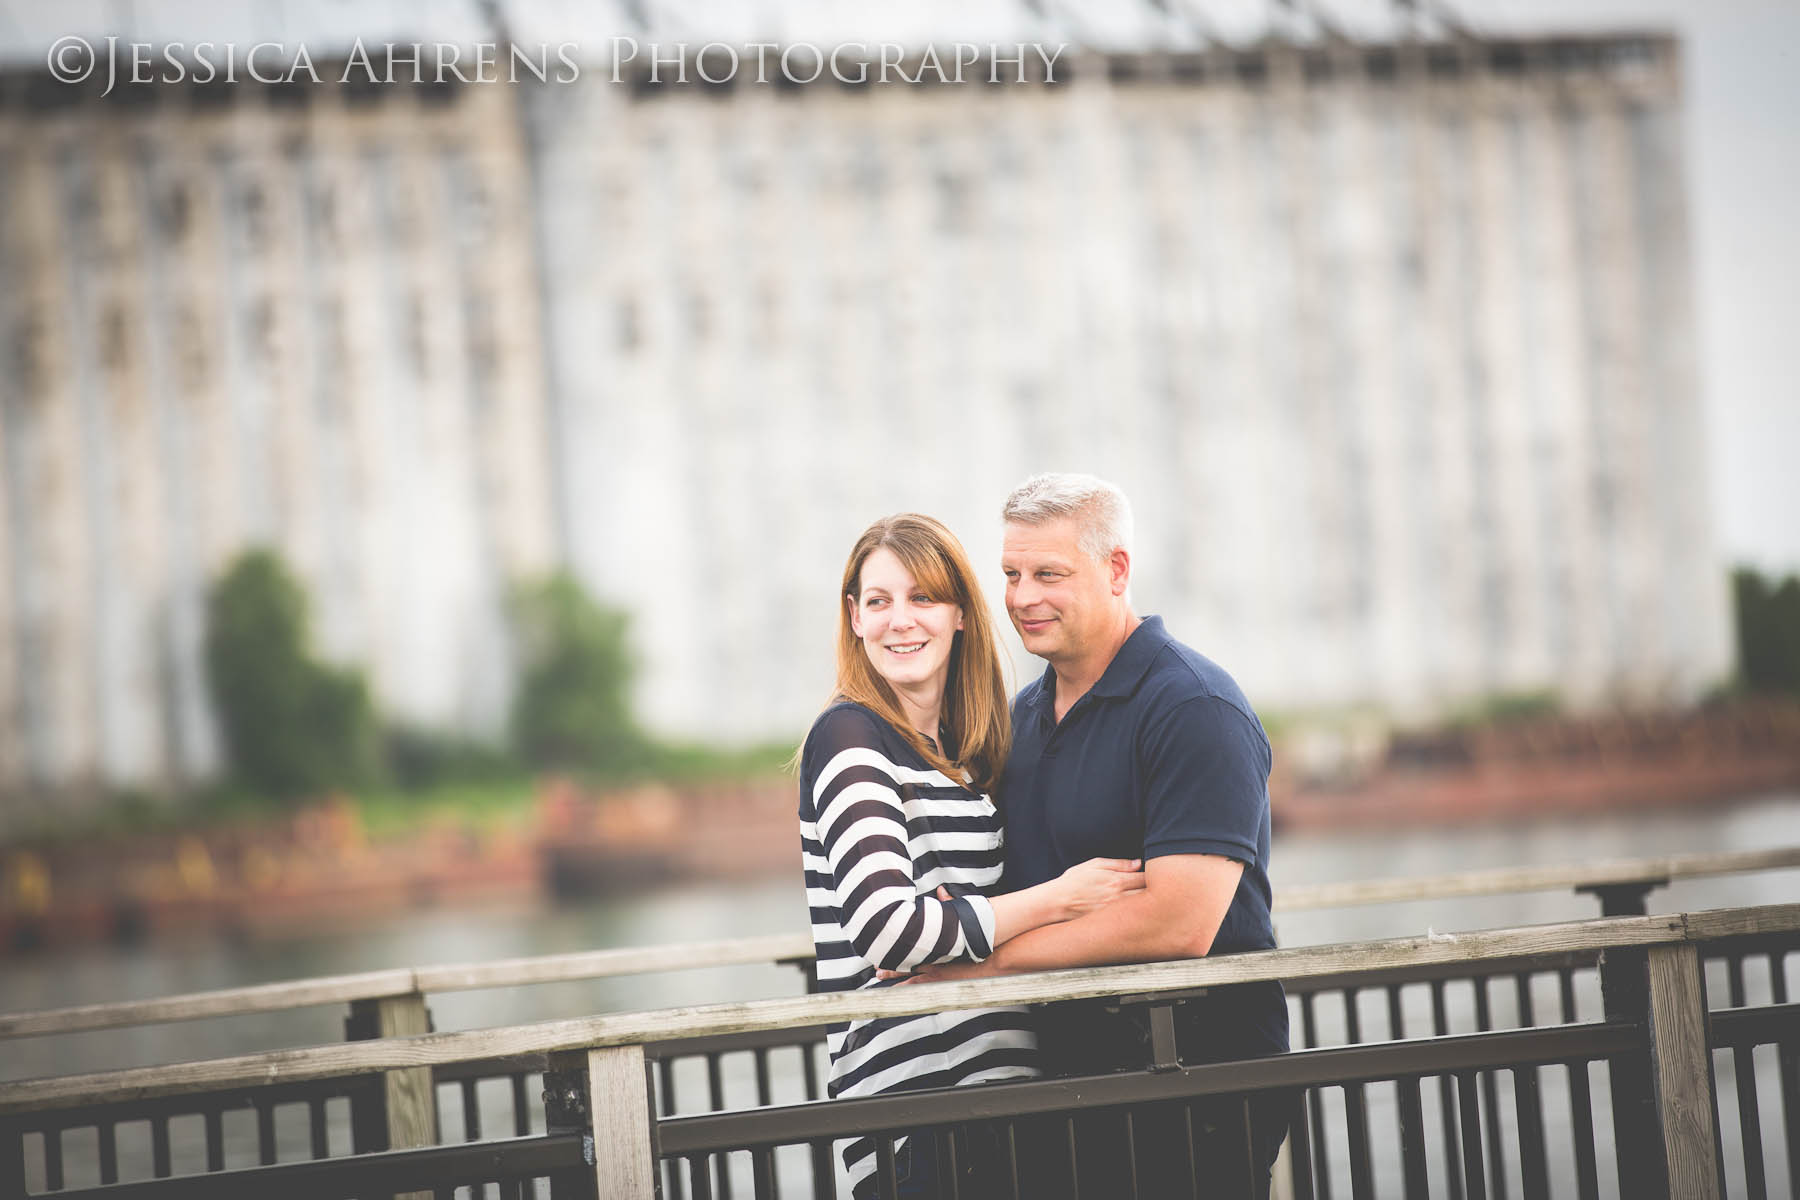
[4,794,1795,1196]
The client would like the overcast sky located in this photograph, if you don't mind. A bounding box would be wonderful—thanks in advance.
[2,0,1794,570]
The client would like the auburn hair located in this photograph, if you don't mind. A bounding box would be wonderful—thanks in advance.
[832,514,1011,794]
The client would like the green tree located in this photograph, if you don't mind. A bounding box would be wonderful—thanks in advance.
[509,572,649,772]
[203,549,380,800]
[1734,567,1800,694]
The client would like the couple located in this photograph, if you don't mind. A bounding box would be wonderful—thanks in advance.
[798,474,1290,1200]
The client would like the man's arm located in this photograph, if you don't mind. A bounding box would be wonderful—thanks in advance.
[908,852,1242,979]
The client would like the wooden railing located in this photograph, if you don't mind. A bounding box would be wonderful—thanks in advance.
[3,847,1796,1198]
[6,845,1795,1042]
[3,901,1797,1198]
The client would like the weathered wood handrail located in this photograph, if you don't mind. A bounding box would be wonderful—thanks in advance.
[1272,844,1800,910]
[0,932,812,1039]
[5,845,1794,1041]
[4,901,1794,1117]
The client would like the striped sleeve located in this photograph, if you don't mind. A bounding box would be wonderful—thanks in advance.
[806,708,996,971]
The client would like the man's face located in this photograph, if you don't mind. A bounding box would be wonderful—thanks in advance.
[1001,518,1121,666]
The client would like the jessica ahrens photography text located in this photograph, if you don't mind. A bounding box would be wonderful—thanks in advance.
[44,35,1071,94]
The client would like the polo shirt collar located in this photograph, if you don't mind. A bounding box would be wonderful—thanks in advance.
[1089,614,1172,699]
[1025,614,1172,711]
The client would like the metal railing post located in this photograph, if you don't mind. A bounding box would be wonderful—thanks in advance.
[1596,945,1665,1196]
[1,1117,25,1200]
[345,991,438,1200]
[1643,943,1723,1199]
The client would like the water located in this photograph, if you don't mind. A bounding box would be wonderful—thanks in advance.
[3,794,1796,1196]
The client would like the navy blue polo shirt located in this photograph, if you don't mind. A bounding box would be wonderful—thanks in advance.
[1002,615,1288,1064]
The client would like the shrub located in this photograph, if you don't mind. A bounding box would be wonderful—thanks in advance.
[203,549,380,801]
[1734,567,1800,695]
[509,572,651,773]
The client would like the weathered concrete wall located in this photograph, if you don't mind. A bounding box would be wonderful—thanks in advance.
[0,80,558,819]
[531,40,1729,742]
[0,35,1732,812]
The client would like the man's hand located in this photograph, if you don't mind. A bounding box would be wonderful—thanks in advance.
[984,853,1245,972]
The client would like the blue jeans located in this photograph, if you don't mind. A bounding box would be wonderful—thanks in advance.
[852,1128,970,1199]
[894,1132,938,1197]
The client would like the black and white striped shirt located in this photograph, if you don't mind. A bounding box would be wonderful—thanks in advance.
[799,701,1040,1192]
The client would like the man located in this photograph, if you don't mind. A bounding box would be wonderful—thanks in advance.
[909,472,1290,1198]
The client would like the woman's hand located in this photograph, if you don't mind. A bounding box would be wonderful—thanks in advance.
[1051,857,1146,920]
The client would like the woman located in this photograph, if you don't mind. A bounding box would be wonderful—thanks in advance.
[798,514,1144,1198]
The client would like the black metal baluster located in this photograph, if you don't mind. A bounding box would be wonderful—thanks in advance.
[1456,1071,1486,1200]
[1565,1060,1599,1200]
[463,1078,483,1141]
[1387,985,1405,1041]
[1287,1093,1317,1200]
[810,1136,835,1200]
[45,1126,64,1191]
[661,1060,688,1200]
[1554,970,1599,1197]
[1397,1075,1428,1200]
[688,1153,715,1200]
[1513,1066,1550,1200]
[308,1097,328,1159]
[1511,974,1549,1198]
[1122,1109,1140,1200]
[708,1055,732,1200]
[1343,988,1373,1198]
[1773,950,1800,1195]
[153,1114,174,1175]
[0,1123,25,1200]
[939,1127,959,1200]
[1734,1041,1768,1200]
[203,1106,224,1173]
[1433,980,1464,1200]
[256,1098,276,1165]
[1301,992,1331,1200]
[707,1053,726,1111]
[753,1049,772,1108]
[1472,976,1506,1200]
[512,1073,531,1137]
[751,1146,776,1199]
[1727,952,1747,1009]
[97,1122,118,1185]
[1344,1084,1374,1200]
[801,1044,821,1101]
[1720,952,1769,1197]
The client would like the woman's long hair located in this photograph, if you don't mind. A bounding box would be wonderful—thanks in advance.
[833,514,1011,794]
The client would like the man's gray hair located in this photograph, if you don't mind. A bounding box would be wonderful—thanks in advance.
[1001,473,1134,564]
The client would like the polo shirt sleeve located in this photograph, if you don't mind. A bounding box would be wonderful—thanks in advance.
[803,705,997,969]
[1137,695,1271,865]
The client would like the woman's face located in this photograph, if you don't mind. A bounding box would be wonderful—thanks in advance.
[849,546,964,699]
